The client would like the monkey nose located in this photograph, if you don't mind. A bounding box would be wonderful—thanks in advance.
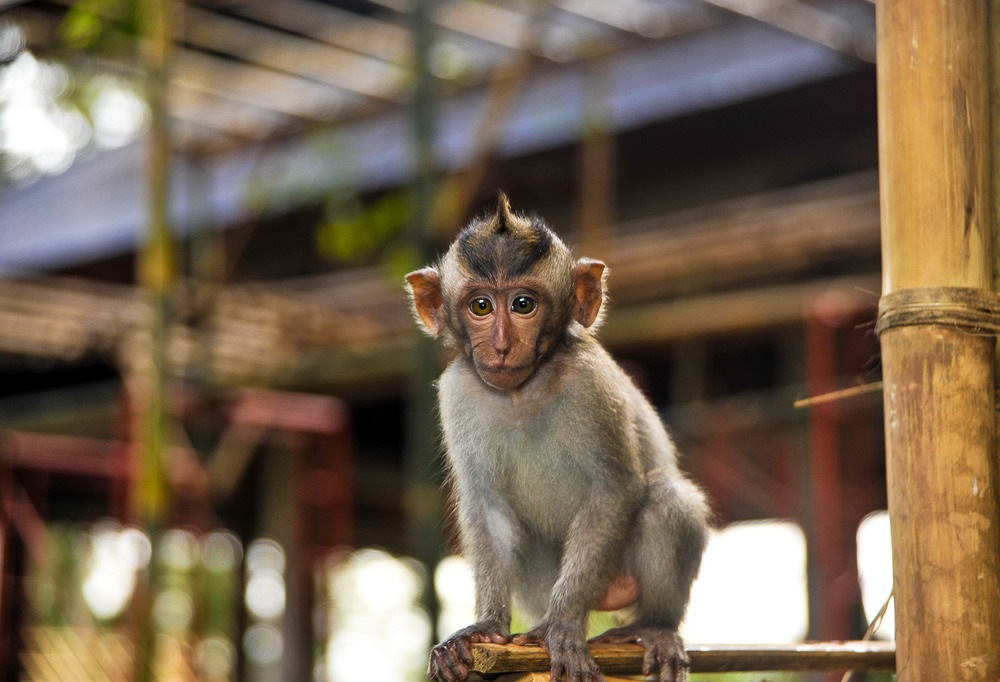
[492,320,512,353]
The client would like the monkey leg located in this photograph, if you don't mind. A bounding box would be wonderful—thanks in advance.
[592,572,639,611]
[429,623,510,682]
[589,475,707,682]
[511,542,562,622]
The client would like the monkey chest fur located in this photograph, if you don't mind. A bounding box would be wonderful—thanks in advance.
[439,361,606,538]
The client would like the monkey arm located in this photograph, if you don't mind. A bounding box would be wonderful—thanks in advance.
[451,470,520,630]
[463,502,516,632]
[430,492,517,682]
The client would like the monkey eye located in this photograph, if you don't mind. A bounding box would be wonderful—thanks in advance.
[511,296,536,315]
[470,298,494,316]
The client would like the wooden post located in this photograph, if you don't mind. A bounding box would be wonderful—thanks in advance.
[877,2,1000,680]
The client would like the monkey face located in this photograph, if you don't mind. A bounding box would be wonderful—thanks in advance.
[405,195,608,393]
[462,284,548,391]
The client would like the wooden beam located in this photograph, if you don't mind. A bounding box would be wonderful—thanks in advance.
[601,274,878,347]
[182,5,406,102]
[876,1,1000,680]
[0,173,879,373]
[217,0,411,65]
[556,0,719,38]
[698,0,875,62]
[366,0,532,51]
[172,50,353,123]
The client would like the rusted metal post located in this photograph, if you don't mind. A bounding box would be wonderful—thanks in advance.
[804,301,848,644]
[876,2,1000,679]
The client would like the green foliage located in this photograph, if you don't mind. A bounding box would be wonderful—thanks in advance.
[689,674,805,682]
[587,609,628,638]
[316,190,415,264]
[60,0,143,56]
[690,669,896,682]
[25,525,86,627]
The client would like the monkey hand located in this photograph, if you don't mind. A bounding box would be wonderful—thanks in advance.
[513,622,604,682]
[428,622,509,682]
[589,625,689,682]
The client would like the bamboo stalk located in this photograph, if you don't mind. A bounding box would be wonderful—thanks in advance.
[876,2,1000,680]
[468,642,895,675]
[132,2,177,681]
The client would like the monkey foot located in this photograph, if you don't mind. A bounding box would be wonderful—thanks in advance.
[513,623,605,682]
[589,625,689,682]
[429,623,509,682]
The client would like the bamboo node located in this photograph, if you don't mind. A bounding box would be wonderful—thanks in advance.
[876,287,1000,337]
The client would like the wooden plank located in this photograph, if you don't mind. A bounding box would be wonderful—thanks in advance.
[469,641,895,675]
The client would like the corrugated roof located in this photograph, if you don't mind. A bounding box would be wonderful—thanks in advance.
[0,0,875,272]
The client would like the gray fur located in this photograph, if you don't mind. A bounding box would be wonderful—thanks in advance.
[439,329,709,629]
[412,202,709,682]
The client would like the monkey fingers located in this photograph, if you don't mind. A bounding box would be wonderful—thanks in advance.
[589,626,688,682]
[639,631,688,682]
[513,625,605,682]
[429,640,470,682]
[429,624,510,682]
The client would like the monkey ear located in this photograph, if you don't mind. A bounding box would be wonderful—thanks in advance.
[405,267,447,336]
[572,258,606,328]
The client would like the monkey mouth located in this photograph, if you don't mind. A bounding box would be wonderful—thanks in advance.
[476,363,533,389]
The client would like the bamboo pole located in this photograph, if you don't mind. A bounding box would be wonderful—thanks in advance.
[405,0,446,626]
[131,1,176,681]
[876,2,1000,680]
[136,0,175,529]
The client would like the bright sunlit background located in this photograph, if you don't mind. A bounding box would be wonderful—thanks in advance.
[32,515,889,681]
[856,510,894,639]
[0,24,147,184]
[683,519,809,644]
[429,514,894,650]
[324,548,432,682]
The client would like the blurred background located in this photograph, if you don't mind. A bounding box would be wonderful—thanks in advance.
[0,0,889,680]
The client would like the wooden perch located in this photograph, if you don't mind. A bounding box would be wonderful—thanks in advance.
[469,641,895,676]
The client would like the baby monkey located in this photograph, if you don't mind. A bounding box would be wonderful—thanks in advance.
[406,195,708,682]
